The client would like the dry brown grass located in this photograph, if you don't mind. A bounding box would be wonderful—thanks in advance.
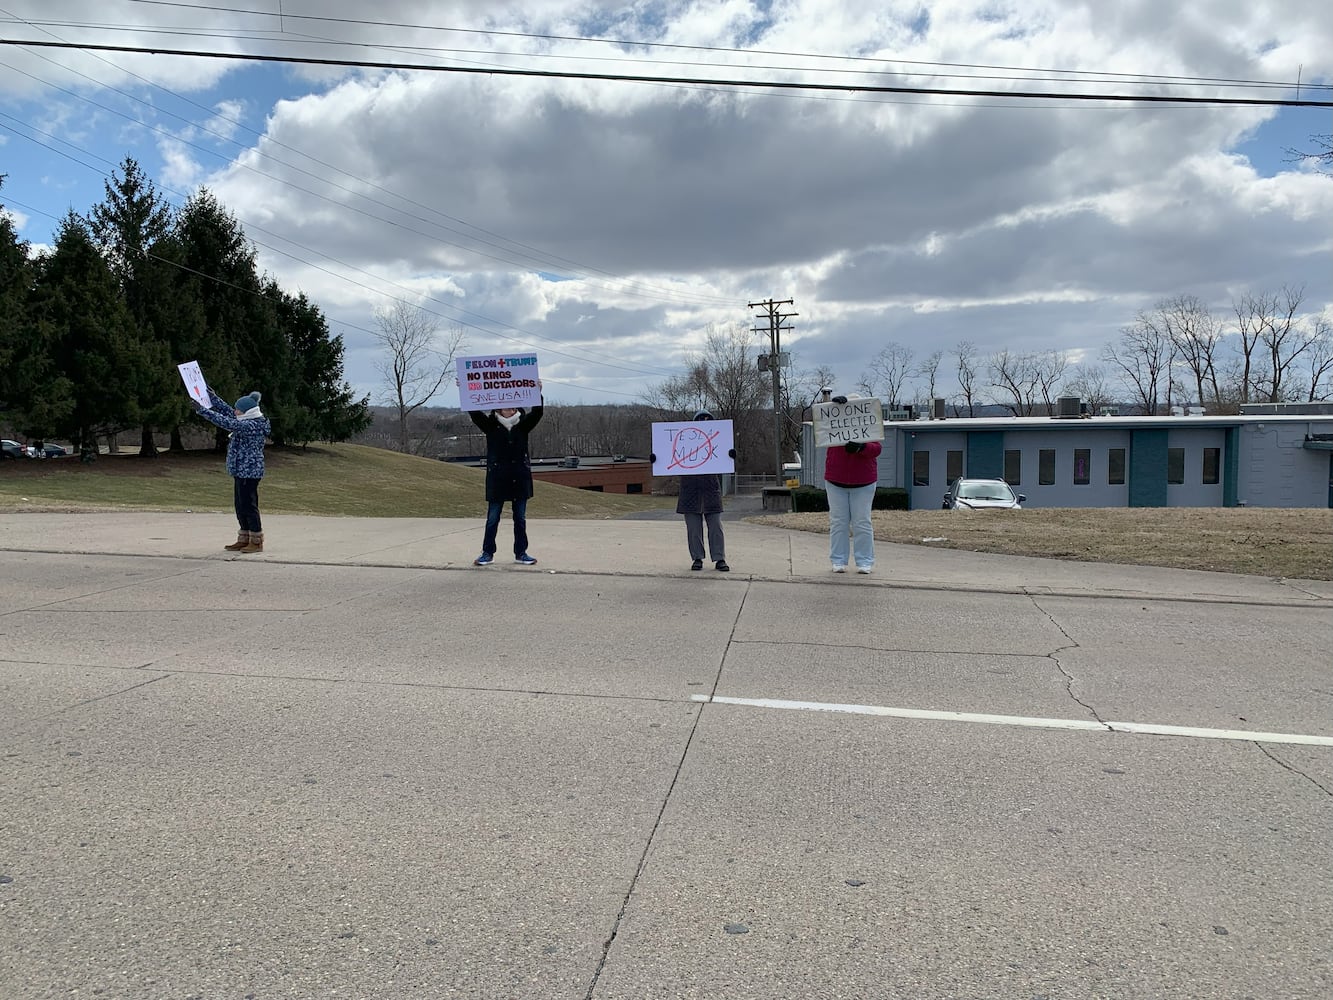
[750,507,1333,581]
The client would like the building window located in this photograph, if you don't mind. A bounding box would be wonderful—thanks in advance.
[1004,449,1021,486]
[946,450,962,483]
[1202,447,1220,485]
[1039,449,1055,486]
[1073,448,1090,485]
[913,451,930,486]
[1108,448,1125,485]
[626,482,643,494]
[1167,448,1184,485]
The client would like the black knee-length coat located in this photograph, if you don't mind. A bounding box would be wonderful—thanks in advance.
[469,405,545,502]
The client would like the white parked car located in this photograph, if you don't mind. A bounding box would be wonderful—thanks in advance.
[942,478,1025,510]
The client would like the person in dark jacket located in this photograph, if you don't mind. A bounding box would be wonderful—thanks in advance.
[195,389,271,553]
[655,410,733,572]
[468,386,544,566]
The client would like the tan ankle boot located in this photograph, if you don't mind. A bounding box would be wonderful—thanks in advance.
[239,531,264,553]
[224,530,249,551]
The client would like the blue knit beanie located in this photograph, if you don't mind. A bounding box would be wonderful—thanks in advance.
[234,392,261,412]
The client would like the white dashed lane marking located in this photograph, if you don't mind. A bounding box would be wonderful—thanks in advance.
[691,695,1333,747]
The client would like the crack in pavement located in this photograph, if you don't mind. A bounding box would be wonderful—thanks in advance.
[1255,743,1333,797]
[1029,596,1105,725]
[582,578,752,1000]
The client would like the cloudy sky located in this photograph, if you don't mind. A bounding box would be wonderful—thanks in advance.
[1,0,1330,407]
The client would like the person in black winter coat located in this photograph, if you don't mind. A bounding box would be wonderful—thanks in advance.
[468,387,544,566]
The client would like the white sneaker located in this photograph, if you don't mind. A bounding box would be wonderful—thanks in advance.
[856,566,873,575]
[832,564,846,573]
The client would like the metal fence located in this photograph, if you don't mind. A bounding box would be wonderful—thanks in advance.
[732,474,776,495]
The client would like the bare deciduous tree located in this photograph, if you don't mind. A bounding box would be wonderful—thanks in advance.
[1032,350,1069,413]
[987,350,1042,416]
[1303,315,1333,402]
[372,302,466,453]
[1102,314,1176,415]
[1161,294,1223,409]
[647,323,769,472]
[860,342,915,407]
[1287,133,1332,174]
[1233,286,1309,403]
[954,340,979,416]
[1063,363,1115,414]
[916,350,943,406]
[778,363,832,463]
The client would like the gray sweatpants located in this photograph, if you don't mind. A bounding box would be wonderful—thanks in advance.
[683,511,725,562]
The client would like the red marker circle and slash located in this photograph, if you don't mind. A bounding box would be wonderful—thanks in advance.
[667,426,720,471]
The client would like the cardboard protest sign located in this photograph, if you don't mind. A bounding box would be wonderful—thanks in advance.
[651,419,736,476]
[457,353,541,411]
[177,360,209,405]
[814,398,884,448]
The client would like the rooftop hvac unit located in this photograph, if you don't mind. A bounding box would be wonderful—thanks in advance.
[563,455,580,468]
[931,397,946,420]
[1056,396,1082,419]
[1099,406,1119,417]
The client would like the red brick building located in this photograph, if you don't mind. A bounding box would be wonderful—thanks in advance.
[529,456,654,494]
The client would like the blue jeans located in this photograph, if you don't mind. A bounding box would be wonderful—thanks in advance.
[826,482,874,569]
[482,498,529,556]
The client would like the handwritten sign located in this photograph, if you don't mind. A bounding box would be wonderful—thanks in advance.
[177,360,209,405]
[651,420,735,476]
[814,398,884,448]
[457,352,541,411]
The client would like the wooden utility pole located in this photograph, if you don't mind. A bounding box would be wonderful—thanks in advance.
[748,298,797,486]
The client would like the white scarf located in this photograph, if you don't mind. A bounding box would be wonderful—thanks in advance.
[236,407,264,421]
[495,411,522,430]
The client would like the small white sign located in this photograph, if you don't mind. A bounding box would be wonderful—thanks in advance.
[457,352,541,411]
[814,398,884,448]
[177,360,209,405]
[651,420,736,476]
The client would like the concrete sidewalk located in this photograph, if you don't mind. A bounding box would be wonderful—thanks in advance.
[0,509,1329,606]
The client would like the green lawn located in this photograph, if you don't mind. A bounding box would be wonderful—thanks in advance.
[0,443,674,518]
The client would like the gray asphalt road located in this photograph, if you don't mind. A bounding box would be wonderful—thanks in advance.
[1,513,1329,999]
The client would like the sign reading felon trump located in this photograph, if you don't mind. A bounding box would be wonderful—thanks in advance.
[814,398,884,448]
[457,353,542,411]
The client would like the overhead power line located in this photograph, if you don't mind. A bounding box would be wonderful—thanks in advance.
[6,17,1317,93]
[3,37,1329,108]
[97,1,1333,93]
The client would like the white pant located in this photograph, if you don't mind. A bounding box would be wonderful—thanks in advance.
[826,482,875,570]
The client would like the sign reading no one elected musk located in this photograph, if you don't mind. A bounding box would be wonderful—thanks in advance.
[814,398,885,448]
[457,353,542,411]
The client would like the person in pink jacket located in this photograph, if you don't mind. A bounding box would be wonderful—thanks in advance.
[823,394,883,574]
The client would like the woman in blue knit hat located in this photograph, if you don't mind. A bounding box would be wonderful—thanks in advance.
[195,388,271,553]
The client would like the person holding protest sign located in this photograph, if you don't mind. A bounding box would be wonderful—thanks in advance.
[823,394,882,574]
[469,383,544,566]
[193,388,271,553]
[652,410,734,572]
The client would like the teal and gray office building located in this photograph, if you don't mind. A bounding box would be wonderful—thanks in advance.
[799,404,1333,509]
